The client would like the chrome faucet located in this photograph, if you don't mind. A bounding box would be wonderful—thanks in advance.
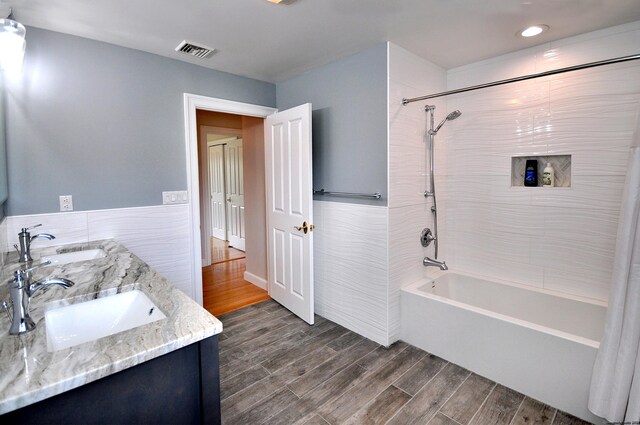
[2,261,74,335]
[14,224,55,263]
[423,256,448,271]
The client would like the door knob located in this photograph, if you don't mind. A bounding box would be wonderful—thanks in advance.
[226,197,232,202]
[293,221,315,234]
[294,221,309,234]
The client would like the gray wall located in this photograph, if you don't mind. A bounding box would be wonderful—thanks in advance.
[276,43,388,205]
[5,27,276,215]
[0,77,7,220]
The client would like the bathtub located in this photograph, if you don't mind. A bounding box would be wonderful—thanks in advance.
[400,271,607,423]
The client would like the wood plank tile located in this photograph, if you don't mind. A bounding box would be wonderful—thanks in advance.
[469,384,524,425]
[512,397,556,425]
[287,339,379,397]
[261,326,349,372]
[428,412,462,425]
[552,411,592,425]
[344,385,412,425]
[319,346,425,424]
[269,364,369,425]
[219,317,290,352]
[220,307,270,330]
[221,308,293,337]
[440,373,495,424]
[252,299,286,312]
[302,415,330,425]
[230,320,312,356]
[303,319,340,337]
[326,331,366,352]
[220,364,270,400]
[387,362,471,425]
[357,340,409,370]
[218,304,258,321]
[224,387,299,425]
[222,345,338,420]
[394,353,448,396]
[220,330,309,379]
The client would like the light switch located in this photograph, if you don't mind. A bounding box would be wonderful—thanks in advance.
[162,191,189,205]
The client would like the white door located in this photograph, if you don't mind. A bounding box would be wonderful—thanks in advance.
[225,139,245,251]
[265,103,314,324]
[208,144,226,241]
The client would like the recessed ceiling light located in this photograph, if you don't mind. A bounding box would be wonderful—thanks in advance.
[519,25,549,38]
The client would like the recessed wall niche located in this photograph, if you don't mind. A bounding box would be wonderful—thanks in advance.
[511,155,572,188]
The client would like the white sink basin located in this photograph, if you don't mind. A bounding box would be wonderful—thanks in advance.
[41,248,107,266]
[45,290,166,351]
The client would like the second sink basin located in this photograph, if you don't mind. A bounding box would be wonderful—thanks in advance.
[45,289,167,351]
[41,248,107,266]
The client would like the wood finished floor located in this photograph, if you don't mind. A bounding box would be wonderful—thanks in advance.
[211,237,246,264]
[203,238,270,317]
[219,300,592,425]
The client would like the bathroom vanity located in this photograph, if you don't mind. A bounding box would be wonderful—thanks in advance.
[0,240,223,424]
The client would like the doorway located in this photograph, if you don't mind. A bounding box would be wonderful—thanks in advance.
[184,94,315,324]
[196,109,270,315]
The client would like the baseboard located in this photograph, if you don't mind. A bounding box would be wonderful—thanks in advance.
[244,271,267,290]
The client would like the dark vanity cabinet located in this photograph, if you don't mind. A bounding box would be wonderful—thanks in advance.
[2,336,221,425]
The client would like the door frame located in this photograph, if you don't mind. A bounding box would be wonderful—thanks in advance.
[183,93,277,306]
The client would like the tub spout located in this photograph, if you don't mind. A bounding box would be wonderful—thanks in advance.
[423,257,448,270]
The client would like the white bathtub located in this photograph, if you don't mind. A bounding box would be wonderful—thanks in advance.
[401,271,607,423]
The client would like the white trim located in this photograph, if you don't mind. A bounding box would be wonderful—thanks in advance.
[183,93,277,306]
[244,271,268,291]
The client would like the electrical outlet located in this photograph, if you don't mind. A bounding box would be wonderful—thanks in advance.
[59,195,73,212]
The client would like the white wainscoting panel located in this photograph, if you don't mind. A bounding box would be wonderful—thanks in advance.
[87,205,192,297]
[313,200,389,346]
[6,211,89,251]
[6,205,194,299]
[0,217,7,268]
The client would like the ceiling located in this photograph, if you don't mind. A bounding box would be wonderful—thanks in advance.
[4,0,640,83]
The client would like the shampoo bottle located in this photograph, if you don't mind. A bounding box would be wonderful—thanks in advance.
[524,159,538,187]
[543,162,555,187]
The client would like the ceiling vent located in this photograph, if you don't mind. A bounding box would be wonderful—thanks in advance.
[175,40,216,59]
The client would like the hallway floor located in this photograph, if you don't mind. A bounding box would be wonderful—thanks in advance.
[218,300,591,425]
[203,238,270,317]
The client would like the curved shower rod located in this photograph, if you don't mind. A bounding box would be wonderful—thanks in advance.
[402,53,640,105]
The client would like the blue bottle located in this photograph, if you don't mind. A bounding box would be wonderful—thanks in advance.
[524,159,538,187]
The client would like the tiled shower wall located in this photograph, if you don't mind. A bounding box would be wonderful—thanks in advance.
[388,43,447,343]
[388,21,640,314]
[442,22,640,301]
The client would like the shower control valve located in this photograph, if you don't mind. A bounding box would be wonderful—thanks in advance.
[421,228,436,247]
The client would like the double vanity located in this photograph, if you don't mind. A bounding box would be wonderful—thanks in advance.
[0,238,223,424]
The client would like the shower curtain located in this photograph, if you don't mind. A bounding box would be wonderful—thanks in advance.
[589,113,640,422]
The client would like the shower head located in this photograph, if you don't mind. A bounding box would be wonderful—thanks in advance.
[431,110,462,135]
[447,110,462,121]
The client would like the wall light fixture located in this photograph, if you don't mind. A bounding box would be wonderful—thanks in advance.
[0,8,25,73]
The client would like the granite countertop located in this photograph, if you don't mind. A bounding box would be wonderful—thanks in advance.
[0,239,222,414]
